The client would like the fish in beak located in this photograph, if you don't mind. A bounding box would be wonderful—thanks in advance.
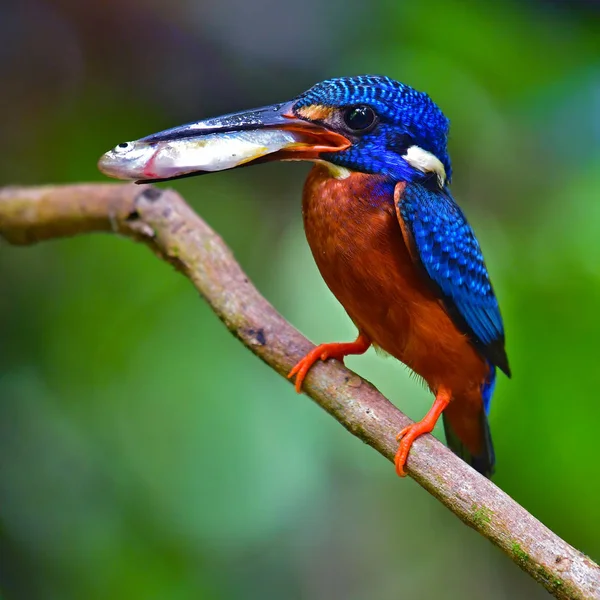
[98,101,351,183]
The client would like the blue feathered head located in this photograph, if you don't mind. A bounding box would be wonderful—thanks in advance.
[292,75,452,185]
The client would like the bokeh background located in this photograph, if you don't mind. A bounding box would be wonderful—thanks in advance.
[1,0,599,598]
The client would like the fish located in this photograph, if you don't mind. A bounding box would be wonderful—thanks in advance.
[98,129,308,182]
[98,102,350,183]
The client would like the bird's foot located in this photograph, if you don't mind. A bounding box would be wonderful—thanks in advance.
[287,333,371,393]
[394,389,451,477]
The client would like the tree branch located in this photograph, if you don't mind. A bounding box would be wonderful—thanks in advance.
[1,183,598,600]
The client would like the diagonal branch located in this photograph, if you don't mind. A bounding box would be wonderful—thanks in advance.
[1,183,598,600]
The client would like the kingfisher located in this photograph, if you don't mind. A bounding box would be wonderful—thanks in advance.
[99,75,511,477]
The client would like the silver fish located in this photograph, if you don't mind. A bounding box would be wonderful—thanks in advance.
[98,102,350,182]
[98,129,305,181]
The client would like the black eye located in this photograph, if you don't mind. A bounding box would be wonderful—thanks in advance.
[343,105,377,132]
[118,143,130,149]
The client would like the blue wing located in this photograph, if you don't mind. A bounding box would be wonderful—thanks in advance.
[396,182,510,376]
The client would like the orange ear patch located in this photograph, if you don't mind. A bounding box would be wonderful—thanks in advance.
[296,104,335,121]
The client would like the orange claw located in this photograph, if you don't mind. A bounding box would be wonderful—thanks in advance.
[288,333,371,393]
[394,388,451,476]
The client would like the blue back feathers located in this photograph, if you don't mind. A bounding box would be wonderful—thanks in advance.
[481,364,497,415]
[293,75,452,181]
[399,184,510,376]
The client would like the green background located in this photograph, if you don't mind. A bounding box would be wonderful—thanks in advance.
[1,0,599,598]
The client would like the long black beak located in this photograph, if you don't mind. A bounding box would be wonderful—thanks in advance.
[98,101,351,183]
[140,102,297,141]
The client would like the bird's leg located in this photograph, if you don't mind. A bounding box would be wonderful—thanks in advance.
[288,332,371,393]
[394,387,451,477]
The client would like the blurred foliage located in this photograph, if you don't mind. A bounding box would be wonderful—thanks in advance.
[1,0,599,598]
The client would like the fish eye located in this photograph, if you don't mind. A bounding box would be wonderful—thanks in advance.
[116,142,131,151]
[343,105,377,132]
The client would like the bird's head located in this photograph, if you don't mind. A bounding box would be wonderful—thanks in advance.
[290,75,451,185]
[99,75,451,187]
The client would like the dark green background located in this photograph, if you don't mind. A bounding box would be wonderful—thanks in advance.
[1,0,599,598]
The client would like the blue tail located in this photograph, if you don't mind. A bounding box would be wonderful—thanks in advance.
[442,366,496,477]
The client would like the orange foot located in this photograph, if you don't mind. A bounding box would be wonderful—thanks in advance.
[394,388,451,477]
[287,333,371,393]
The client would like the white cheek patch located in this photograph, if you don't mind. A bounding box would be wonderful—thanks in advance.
[402,145,446,186]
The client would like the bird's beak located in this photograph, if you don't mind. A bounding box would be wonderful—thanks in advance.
[98,101,351,183]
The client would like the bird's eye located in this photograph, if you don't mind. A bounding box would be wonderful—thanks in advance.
[343,105,377,132]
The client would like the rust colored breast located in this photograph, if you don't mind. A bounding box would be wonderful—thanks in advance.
[302,164,488,401]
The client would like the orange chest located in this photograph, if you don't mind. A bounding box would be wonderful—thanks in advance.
[302,166,398,269]
[301,165,423,330]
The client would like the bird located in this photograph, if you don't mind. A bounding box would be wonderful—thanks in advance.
[99,75,511,477]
